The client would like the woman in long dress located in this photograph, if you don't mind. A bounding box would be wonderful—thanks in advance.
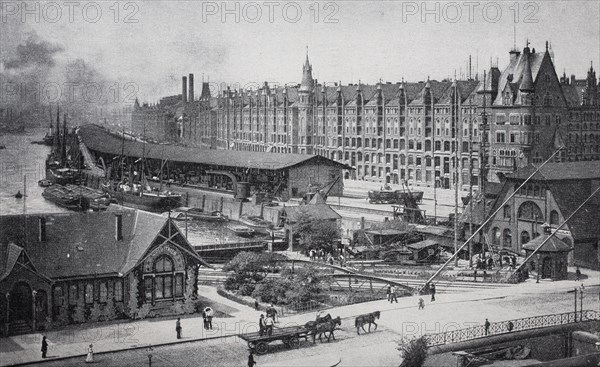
[85,344,94,363]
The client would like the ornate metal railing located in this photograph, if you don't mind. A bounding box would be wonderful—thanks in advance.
[425,310,600,347]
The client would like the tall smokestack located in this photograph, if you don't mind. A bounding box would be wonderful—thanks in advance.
[182,76,188,104]
[189,73,194,102]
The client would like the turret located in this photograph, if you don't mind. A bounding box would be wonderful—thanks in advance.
[299,51,314,93]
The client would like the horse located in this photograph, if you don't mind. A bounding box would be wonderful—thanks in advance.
[307,316,342,343]
[304,313,332,331]
[354,311,380,335]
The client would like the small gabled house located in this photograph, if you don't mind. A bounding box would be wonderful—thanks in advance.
[0,207,209,335]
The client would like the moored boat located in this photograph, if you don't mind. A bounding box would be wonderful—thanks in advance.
[228,225,256,238]
[171,207,229,222]
[101,182,182,213]
[38,179,53,187]
[238,215,272,234]
[42,185,83,211]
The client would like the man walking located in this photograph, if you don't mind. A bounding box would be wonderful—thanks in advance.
[575,267,581,281]
[386,285,391,302]
[41,336,48,358]
[430,283,436,302]
[484,318,490,335]
[418,298,425,310]
[259,314,266,336]
[204,307,214,330]
[389,285,398,303]
[248,351,257,367]
[265,314,274,336]
[176,318,182,339]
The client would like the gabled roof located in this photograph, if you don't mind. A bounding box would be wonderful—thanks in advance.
[282,204,341,223]
[0,208,209,280]
[78,124,351,171]
[0,243,51,283]
[407,239,439,250]
[493,49,546,105]
[522,232,571,252]
[546,182,600,241]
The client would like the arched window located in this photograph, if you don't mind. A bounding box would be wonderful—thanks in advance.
[503,229,512,248]
[492,227,501,246]
[518,201,544,222]
[503,205,511,219]
[521,231,530,245]
[153,255,174,300]
[550,210,559,225]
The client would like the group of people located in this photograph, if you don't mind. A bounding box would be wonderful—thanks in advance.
[174,307,215,341]
[258,313,275,337]
[308,248,346,267]
[40,336,94,363]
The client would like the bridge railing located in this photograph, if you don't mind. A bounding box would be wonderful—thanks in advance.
[425,310,600,347]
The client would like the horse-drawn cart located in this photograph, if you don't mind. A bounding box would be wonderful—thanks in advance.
[240,325,309,354]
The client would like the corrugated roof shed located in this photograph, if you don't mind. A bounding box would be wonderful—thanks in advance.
[282,204,341,223]
[78,124,351,171]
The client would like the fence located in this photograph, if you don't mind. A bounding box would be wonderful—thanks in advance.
[425,310,600,347]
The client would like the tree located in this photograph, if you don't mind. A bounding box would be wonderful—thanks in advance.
[398,336,428,367]
[295,211,341,253]
[252,265,329,305]
[224,252,276,295]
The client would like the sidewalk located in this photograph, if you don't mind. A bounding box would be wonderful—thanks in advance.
[0,286,263,367]
[1,271,597,367]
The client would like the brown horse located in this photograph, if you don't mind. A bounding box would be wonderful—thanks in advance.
[354,311,380,334]
[307,316,342,343]
[304,313,332,331]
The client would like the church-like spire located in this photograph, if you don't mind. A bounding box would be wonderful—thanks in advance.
[299,47,314,93]
[520,46,535,92]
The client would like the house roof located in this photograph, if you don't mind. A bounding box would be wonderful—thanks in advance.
[406,239,439,250]
[546,182,600,240]
[0,208,209,280]
[364,229,408,236]
[522,233,572,252]
[508,161,600,181]
[283,204,341,223]
[78,124,351,171]
[0,243,24,282]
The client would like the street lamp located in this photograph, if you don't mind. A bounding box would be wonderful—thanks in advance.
[536,253,541,283]
[32,290,37,331]
[147,345,153,367]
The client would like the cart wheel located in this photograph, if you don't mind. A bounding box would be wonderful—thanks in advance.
[288,336,300,348]
[255,341,269,355]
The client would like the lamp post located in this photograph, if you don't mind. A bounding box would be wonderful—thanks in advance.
[5,293,10,336]
[536,253,541,283]
[147,345,153,367]
[32,290,37,332]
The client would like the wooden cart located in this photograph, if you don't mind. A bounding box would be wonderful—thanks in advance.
[240,325,309,355]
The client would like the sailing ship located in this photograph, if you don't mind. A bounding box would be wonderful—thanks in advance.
[101,124,182,213]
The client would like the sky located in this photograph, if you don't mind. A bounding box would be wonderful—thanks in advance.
[4,0,600,103]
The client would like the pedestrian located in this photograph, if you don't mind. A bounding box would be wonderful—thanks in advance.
[473,270,478,282]
[176,318,182,339]
[575,267,581,281]
[41,336,48,359]
[254,300,259,311]
[259,314,266,336]
[339,254,345,267]
[484,318,490,335]
[270,304,278,323]
[204,307,214,330]
[389,285,398,303]
[418,298,425,310]
[248,351,257,367]
[265,315,274,336]
[386,285,391,302]
[85,344,94,363]
[202,309,208,329]
[507,321,514,332]
[430,283,436,302]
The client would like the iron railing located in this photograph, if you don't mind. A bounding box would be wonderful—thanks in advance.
[425,310,600,347]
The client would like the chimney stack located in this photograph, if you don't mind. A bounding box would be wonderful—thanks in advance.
[182,76,188,104]
[189,73,194,102]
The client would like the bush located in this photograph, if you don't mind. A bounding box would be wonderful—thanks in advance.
[137,304,152,319]
[398,336,428,367]
[72,297,86,323]
[88,303,104,322]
